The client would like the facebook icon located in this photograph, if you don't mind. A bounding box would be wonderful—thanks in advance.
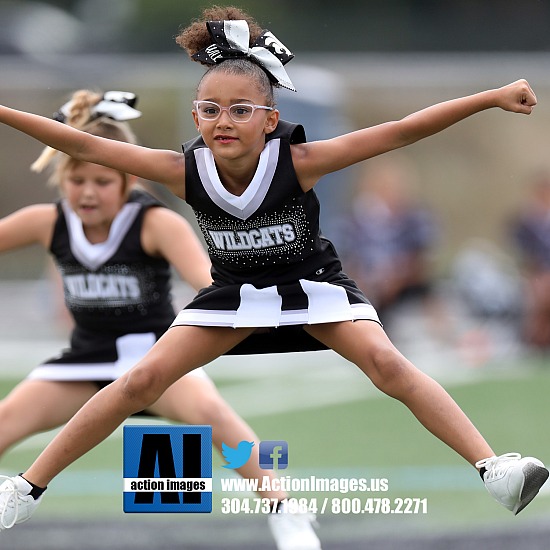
[259,440,288,469]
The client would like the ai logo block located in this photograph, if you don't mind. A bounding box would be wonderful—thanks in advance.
[259,440,288,469]
[123,425,212,513]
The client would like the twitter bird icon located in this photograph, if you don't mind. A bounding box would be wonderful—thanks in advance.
[222,440,255,469]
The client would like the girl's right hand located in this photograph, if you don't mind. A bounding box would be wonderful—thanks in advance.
[495,79,537,115]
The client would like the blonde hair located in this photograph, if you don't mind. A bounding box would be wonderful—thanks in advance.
[31,89,138,190]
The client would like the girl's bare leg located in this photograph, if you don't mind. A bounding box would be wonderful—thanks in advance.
[150,375,287,501]
[305,321,494,466]
[0,380,96,457]
[22,325,254,488]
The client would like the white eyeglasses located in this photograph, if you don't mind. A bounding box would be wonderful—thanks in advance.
[193,100,274,123]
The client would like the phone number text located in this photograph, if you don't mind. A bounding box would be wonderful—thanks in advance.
[220,497,428,515]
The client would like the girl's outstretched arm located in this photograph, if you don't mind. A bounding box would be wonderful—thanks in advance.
[0,204,56,252]
[294,79,537,190]
[0,106,186,197]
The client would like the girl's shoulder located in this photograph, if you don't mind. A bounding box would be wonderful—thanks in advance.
[22,203,58,223]
[141,203,189,231]
[0,203,57,250]
[140,202,197,259]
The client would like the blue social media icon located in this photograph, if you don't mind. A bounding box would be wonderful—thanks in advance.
[259,440,288,469]
[221,440,255,469]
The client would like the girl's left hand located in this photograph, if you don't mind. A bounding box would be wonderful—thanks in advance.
[496,79,537,114]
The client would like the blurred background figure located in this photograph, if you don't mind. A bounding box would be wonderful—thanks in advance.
[335,155,440,330]
[450,238,523,366]
[510,168,550,351]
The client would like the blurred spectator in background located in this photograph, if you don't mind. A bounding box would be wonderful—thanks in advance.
[510,169,550,350]
[335,155,439,328]
[451,238,523,365]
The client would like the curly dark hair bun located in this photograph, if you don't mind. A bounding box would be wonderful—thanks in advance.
[176,5,264,62]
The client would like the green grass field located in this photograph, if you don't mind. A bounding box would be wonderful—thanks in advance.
[1,355,549,538]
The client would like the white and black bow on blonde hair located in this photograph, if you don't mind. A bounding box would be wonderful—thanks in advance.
[31,90,141,177]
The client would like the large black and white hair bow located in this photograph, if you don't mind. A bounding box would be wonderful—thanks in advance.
[53,91,142,123]
[192,20,296,92]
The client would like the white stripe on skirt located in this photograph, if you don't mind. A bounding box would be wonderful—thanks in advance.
[234,284,282,327]
[299,279,353,324]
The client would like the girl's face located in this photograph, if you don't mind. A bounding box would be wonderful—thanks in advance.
[61,161,128,232]
[193,72,279,162]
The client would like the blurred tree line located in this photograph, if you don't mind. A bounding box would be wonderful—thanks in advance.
[1,0,550,55]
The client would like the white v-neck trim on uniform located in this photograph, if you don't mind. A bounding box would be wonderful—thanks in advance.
[194,139,280,220]
[61,200,141,271]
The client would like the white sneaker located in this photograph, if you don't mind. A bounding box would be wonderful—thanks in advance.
[268,506,321,550]
[476,452,549,515]
[0,475,42,530]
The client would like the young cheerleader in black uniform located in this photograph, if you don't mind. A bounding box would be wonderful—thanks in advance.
[0,6,547,542]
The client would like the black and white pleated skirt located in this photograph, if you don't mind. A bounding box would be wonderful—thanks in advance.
[27,332,209,383]
[170,277,380,353]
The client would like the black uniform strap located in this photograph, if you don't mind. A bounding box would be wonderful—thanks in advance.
[266,120,306,144]
[127,188,166,208]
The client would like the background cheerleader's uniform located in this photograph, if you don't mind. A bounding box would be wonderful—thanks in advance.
[171,121,381,354]
[28,189,208,389]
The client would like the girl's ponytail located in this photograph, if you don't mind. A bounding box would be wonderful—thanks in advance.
[31,90,102,173]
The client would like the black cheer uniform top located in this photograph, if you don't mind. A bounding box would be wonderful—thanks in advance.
[171,121,380,353]
[28,190,177,381]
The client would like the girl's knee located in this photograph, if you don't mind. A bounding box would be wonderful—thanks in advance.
[121,364,166,407]
[183,393,228,426]
[365,345,418,395]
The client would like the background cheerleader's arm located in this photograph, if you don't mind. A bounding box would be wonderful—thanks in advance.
[141,206,213,292]
[0,204,56,252]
